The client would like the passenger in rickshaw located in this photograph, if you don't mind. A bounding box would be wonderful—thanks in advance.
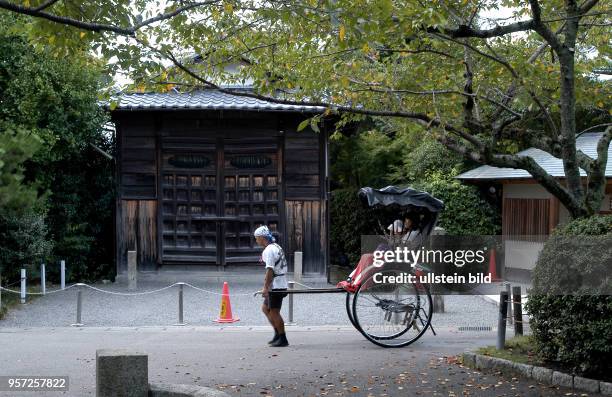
[337,212,423,292]
[388,212,423,247]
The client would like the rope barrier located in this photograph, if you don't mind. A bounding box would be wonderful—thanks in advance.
[0,284,79,295]
[1,280,319,297]
[78,282,182,296]
[182,282,259,296]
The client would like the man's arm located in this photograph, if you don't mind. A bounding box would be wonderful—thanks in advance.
[263,267,274,296]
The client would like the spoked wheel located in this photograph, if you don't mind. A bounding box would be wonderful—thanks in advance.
[346,292,359,330]
[352,268,433,348]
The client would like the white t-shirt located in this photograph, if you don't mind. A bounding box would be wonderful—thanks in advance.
[261,243,288,289]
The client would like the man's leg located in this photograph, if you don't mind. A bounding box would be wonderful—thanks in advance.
[261,303,273,325]
[262,303,279,343]
[268,308,288,347]
[269,309,285,334]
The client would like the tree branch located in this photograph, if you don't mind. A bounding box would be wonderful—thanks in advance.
[529,0,564,53]
[436,19,536,39]
[0,0,221,35]
[432,32,519,78]
[579,0,601,14]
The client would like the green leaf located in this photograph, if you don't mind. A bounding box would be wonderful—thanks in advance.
[310,118,320,132]
[297,118,310,131]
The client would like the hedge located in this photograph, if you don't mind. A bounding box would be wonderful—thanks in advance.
[329,189,381,268]
[526,215,612,378]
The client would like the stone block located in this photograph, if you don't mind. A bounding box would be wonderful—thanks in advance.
[475,354,493,370]
[532,366,553,384]
[490,358,514,374]
[96,349,148,397]
[462,352,476,368]
[573,376,600,394]
[551,370,573,388]
[127,250,137,291]
[512,362,533,378]
[600,381,612,396]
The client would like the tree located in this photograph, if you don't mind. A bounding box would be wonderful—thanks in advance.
[0,125,44,213]
[1,0,609,218]
[0,13,114,281]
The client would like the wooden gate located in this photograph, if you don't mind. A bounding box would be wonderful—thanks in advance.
[159,135,281,265]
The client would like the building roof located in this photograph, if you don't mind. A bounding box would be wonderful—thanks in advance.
[456,132,611,180]
[110,89,325,113]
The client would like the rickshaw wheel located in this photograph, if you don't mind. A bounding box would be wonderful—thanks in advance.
[346,293,359,330]
[352,268,433,348]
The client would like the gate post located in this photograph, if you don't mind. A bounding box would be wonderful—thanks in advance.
[496,291,509,350]
[60,260,66,290]
[20,268,26,304]
[512,286,523,336]
[287,281,295,325]
[127,250,137,291]
[175,283,185,326]
[293,252,303,283]
[41,262,46,295]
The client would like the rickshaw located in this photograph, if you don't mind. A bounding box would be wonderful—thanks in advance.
[274,185,444,348]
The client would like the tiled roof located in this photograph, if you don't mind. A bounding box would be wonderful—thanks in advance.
[456,132,611,180]
[110,89,325,113]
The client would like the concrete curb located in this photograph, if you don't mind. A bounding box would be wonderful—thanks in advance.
[149,382,231,397]
[462,352,610,395]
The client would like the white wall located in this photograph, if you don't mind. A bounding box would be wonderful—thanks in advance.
[504,240,545,270]
[502,181,611,271]
[503,183,552,199]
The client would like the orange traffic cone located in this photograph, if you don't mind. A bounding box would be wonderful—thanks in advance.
[213,282,240,323]
[487,249,502,282]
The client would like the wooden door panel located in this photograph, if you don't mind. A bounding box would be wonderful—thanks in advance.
[159,141,218,263]
[222,139,281,264]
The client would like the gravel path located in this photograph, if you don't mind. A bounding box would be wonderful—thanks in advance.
[0,278,501,328]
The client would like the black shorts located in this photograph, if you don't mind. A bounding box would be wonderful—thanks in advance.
[264,289,288,310]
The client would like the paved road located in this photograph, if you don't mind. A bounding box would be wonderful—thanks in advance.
[0,326,598,397]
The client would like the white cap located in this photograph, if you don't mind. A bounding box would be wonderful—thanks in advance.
[254,225,270,237]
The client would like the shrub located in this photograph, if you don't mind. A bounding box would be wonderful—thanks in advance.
[415,172,500,236]
[329,189,379,268]
[526,214,612,378]
[0,210,53,281]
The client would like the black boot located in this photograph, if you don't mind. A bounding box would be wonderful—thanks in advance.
[270,333,289,347]
[268,329,279,345]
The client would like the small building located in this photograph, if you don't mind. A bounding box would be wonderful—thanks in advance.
[457,132,612,276]
[110,89,331,276]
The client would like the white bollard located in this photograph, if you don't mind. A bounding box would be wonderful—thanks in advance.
[293,251,303,283]
[505,282,513,325]
[175,283,185,326]
[71,286,84,327]
[20,268,26,304]
[41,262,46,295]
[60,260,66,290]
[287,281,295,326]
[127,250,137,291]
